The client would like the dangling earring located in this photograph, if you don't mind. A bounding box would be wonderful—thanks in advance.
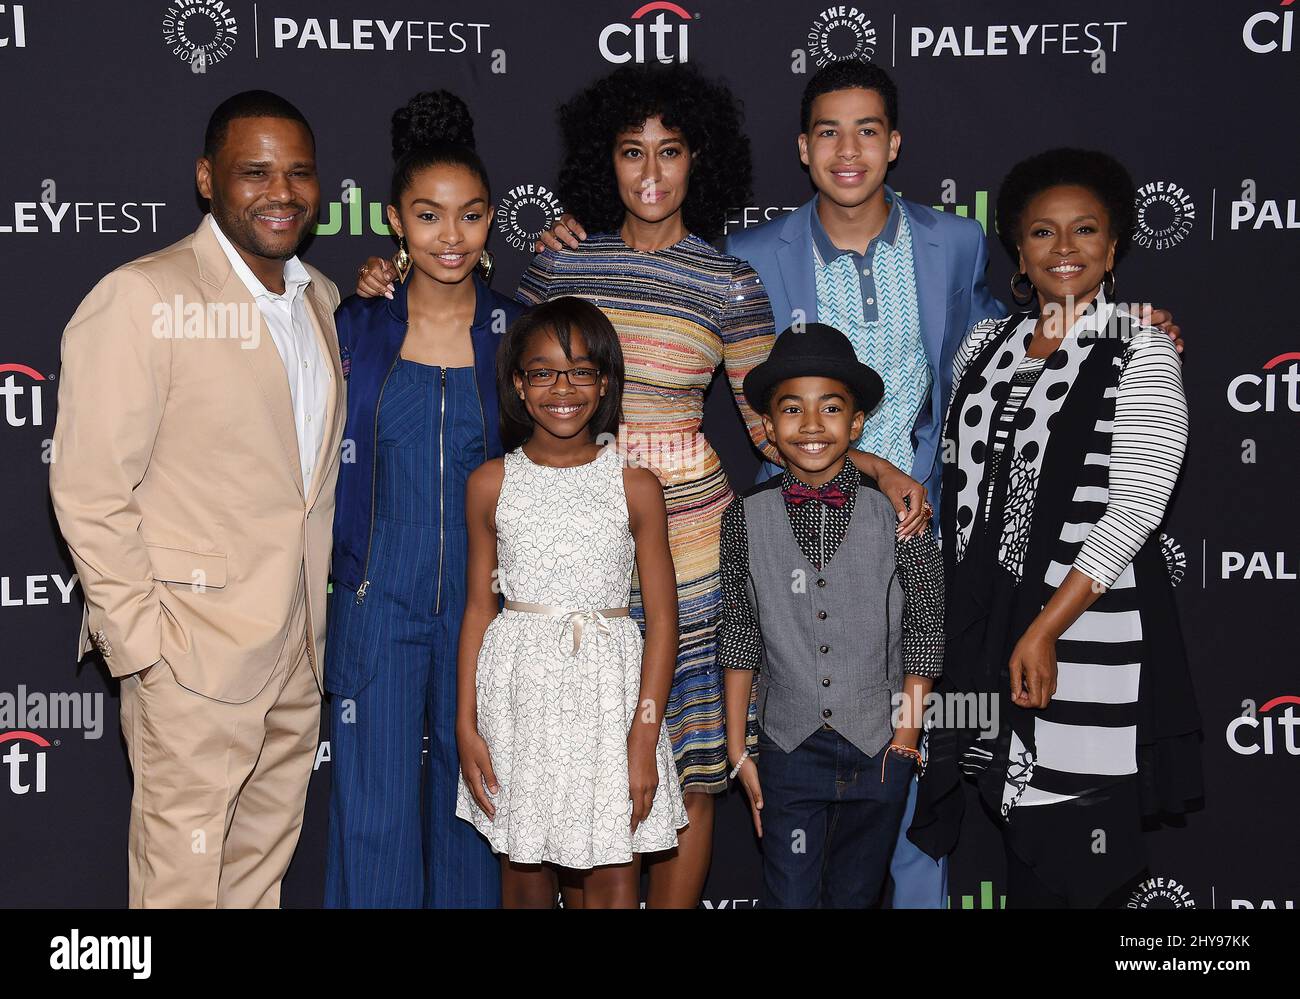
[394,237,412,283]
[1010,271,1036,308]
[1102,269,1116,300]
[477,249,495,282]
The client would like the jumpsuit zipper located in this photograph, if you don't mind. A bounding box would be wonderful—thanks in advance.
[355,353,401,604]
[468,333,488,464]
[435,366,447,614]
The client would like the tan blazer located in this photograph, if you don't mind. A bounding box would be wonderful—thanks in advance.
[50,217,345,703]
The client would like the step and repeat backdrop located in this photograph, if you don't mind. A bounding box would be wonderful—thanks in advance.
[1,1,1296,909]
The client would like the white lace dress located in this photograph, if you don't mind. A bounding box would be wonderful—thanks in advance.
[455,446,688,868]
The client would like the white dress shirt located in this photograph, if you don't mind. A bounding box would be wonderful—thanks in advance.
[207,214,331,494]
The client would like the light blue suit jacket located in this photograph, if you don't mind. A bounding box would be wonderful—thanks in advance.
[724,196,1006,520]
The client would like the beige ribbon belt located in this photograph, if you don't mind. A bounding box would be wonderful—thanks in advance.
[503,600,630,656]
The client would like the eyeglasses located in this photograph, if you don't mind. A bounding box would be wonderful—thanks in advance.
[519,366,600,387]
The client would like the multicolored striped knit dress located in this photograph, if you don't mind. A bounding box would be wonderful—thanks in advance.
[516,232,779,793]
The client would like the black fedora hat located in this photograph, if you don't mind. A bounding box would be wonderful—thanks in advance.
[743,323,885,415]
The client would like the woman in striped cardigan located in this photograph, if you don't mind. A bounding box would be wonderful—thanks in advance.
[910,149,1202,908]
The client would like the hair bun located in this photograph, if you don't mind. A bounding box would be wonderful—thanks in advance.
[391,90,475,160]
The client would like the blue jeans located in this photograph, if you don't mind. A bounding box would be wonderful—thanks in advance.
[758,726,913,908]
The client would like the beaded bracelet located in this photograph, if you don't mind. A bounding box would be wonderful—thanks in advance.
[728,749,750,780]
[880,743,922,783]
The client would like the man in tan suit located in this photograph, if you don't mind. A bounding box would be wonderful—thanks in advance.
[50,91,344,908]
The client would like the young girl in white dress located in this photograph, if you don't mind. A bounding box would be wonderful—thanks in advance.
[455,296,688,908]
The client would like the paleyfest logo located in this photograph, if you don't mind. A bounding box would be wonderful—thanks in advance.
[162,0,238,70]
[806,7,878,66]
[600,2,693,64]
[1132,179,1195,250]
[495,183,563,253]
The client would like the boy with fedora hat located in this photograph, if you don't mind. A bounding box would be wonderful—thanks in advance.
[719,322,944,908]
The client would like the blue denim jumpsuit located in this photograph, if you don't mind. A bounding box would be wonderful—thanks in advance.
[324,355,500,908]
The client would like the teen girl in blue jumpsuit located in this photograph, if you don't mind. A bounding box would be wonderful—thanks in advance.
[324,92,522,907]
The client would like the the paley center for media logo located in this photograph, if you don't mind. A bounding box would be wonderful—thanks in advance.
[805,7,879,66]
[496,183,564,253]
[1133,180,1196,250]
[161,0,238,70]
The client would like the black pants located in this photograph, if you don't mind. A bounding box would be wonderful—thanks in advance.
[1004,841,1146,909]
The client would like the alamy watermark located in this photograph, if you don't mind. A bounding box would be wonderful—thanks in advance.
[151,297,260,349]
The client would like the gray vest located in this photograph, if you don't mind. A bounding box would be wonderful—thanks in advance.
[744,478,904,757]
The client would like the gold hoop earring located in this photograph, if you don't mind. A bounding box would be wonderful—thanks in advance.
[477,249,495,282]
[394,237,412,283]
[1010,271,1036,308]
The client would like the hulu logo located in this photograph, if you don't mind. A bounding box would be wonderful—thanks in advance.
[932,189,990,235]
[948,880,1005,909]
[893,186,990,235]
[315,187,391,237]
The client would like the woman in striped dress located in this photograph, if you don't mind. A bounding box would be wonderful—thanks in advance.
[518,65,932,907]
[909,149,1202,907]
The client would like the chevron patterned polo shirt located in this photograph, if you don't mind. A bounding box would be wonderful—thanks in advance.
[810,190,930,473]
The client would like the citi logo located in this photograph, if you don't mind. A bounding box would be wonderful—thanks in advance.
[1,730,48,794]
[600,2,693,64]
[1227,695,1300,756]
[315,187,390,237]
[1227,351,1300,412]
[0,362,46,427]
[1243,2,1295,54]
[1,4,26,47]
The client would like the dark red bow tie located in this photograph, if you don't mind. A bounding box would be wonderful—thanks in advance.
[783,481,848,508]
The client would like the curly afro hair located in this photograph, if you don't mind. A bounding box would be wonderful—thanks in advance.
[556,63,753,243]
[389,90,490,208]
[995,148,1136,265]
